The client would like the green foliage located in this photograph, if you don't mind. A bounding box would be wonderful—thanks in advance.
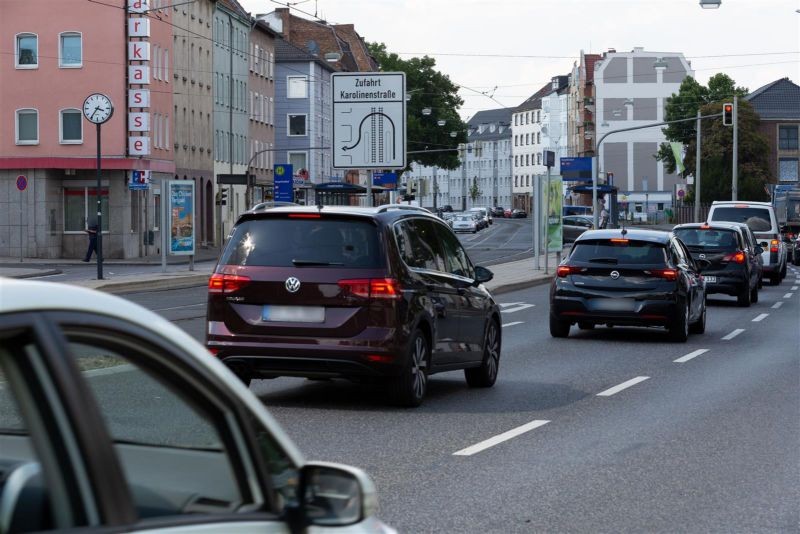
[469,177,480,202]
[657,74,770,203]
[368,42,467,171]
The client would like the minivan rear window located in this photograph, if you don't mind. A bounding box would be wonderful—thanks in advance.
[220,218,383,268]
[571,239,667,265]
[710,207,772,232]
[674,228,739,251]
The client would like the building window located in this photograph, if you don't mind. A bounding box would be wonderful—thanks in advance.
[537,132,541,143]
[288,151,307,175]
[15,109,38,144]
[288,114,307,136]
[537,153,541,165]
[60,109,82,143]
[16,33,38,68]
[779,125,798,150]
[779,158,799,182]
[63,187,109,232]
[59,32,82,67]
[287,76,308,98]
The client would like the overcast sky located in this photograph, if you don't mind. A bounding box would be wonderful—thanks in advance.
[239,0,800,119]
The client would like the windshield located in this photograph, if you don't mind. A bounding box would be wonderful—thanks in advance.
[674,228,739,251]
[571,239,668,265]
[710,207,773,232]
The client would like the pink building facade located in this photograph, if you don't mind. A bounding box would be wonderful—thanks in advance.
[0,0,174,258]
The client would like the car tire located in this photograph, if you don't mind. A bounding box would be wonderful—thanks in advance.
[750,283,759,304]
[472,229,476,234]
[390,330,429,408]
[737,282,752,307]
[549,313,570,338]
[668,300,690,342]
[780,261,787,279]
[758,275,764,289]
[577,322,595,330]
[465,320,501,388]
[227,363,252,387]
[689,298,706,334]
[770,273,781,286]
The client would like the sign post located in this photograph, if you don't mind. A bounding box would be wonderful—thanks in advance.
[16,175,27,262]
[332,72,406,207]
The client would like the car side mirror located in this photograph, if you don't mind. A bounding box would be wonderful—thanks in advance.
[760,241,769,249]
[298,462,378,528]
[755,246,764,255]
[473,265,494,285]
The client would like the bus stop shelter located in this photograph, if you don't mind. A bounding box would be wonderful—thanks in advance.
[568,184,619,228]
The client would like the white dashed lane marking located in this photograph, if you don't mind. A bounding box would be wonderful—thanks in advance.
[772,301,784,309]
[784,293,794,299]
[502,321,523,328]
[722,328,745,340]
[453,420,550,456]
[752,313,769,322]
[597,376,650,397]
[674,349,709,363]
[791,286,798,290]
[499,302,536,314]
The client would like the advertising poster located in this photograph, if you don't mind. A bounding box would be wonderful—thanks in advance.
[168,180,195,256]
[546,176,563,253]
[274,164,294,202]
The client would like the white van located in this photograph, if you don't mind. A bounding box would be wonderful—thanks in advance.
[707,201,788,285]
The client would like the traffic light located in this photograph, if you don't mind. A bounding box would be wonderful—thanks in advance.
[216,189,227,206]
[723,103,733,126]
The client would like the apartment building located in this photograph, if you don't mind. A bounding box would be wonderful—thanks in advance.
[746,77,800,184]
[568,51,602,158]
[511,83,550,212]
[248,20,278,204]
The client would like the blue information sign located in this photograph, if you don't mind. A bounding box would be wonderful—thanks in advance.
[274,164,294,202]
[560,157,593,181]
[372,172,397,188]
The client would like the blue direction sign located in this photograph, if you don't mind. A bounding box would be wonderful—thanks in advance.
[274,164,294,202]
[560,157,593,181]
[372,172,397,188]
[16,175,27,191]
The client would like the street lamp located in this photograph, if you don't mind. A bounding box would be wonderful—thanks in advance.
[699,0,721,7]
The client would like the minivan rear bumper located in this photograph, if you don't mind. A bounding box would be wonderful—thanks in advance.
[207,322,405,378]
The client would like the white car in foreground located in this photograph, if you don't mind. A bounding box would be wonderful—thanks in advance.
[0,279,394,534]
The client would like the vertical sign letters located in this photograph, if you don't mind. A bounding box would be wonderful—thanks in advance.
[127,0,151,156]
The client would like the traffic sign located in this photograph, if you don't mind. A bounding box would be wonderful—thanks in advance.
[16,175,27,191]
[677,189,685,198]
[332,72,406,170]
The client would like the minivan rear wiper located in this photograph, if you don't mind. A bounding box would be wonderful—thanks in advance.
[292,259,344,266]
[588,257,619,264]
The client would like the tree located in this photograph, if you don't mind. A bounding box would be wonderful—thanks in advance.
[367,42,467,171]
[657,74,769,203]
[469,177,480,203]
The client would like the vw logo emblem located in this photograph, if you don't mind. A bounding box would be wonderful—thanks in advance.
[610,270,620,280]
[285,277,301,293]
[699,253,706,259]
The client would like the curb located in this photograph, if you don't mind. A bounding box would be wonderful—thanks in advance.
[489,275,553,295]
[74,274,211,295]
[6,269,62,279]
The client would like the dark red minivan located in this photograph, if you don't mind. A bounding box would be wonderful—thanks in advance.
[207,205,501,406]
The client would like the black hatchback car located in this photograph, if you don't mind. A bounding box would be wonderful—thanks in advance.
[207,205,502,407]
[673,222,762,307]
[549,229,707,342]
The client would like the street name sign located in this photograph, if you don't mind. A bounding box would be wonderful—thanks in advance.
[332,72,406,170]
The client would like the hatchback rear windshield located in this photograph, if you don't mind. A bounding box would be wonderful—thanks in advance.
[710,207,772,232]
[674,228,739,252]
[571,239,667,265]
[220,217,383,268]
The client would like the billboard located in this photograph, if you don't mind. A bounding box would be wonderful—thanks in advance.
[274,164,293,202]
[168,180,195,256]
[546,176,563,253]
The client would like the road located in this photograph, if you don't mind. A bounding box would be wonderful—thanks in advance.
[456,217,537,266]
[122,264,800,533]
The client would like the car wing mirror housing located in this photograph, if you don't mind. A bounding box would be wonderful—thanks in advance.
[755,246,764,255]
[473,265,494,285]
[297,461,379,528]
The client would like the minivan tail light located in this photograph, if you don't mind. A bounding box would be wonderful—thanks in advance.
[722,251,746,264]
[208,273,251,294]
[648,269,678,281]
[770,239,779,253]
[338,278,402,300]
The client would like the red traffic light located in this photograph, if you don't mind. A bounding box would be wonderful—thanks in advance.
[724,104,732,112]
[723,103,733,126]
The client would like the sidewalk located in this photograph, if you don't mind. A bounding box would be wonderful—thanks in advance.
[0,246,221,267]
[2,251,562,296]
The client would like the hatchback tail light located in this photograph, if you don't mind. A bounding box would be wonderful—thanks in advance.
[208,273,251,294]
[557,265,584,277]
[647,269,678,281]
[338,278,402,300]
[722,251,746,264]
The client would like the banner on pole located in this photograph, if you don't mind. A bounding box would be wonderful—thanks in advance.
[168,180,195,256]
[546,176,563,253]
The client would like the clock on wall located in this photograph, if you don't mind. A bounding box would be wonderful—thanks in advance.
[83,93,114,124]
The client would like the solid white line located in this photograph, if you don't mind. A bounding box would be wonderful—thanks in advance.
[722,328,745,341]
[772,301,784,309]
[152,302,206,312]
[752,313,769,322]
[596,376,650,397]
[502,321,523,328]
[784,293,794,299]
[453,420,550,456]
[674,349,709,363]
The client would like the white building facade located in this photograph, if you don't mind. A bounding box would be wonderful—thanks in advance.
[594,47,694,194]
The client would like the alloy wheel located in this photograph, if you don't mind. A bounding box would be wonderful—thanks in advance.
[411,336,428,399]
[485,322,500,380]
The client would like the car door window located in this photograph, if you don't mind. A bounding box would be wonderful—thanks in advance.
[393,219,446,272]
[434,223,474,279]
[62,331,262,519]
[670,241,687,266]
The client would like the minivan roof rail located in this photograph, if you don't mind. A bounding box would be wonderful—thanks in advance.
[376,204,431,214]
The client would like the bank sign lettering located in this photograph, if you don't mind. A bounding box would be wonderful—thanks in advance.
[127,0,151,156]
[332,72,406,170]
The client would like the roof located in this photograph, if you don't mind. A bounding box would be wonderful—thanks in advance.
[238,204,439,224]
[745,78,800,120]
[217,0,250,20]
[275,38,337,71]
[575,228,671,244]
[672,221,749,231]
[0,279,306,466]
[466,108,513,141]
[515,83,553,113]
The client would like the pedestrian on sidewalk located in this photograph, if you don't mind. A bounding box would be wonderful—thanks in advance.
[83,223,98,262]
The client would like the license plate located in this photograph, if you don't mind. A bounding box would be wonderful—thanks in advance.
[262,305,325,323]
[704,276,717,283]
[593,299,634,311]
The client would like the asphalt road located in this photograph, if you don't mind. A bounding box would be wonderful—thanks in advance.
[122,264,800,533]
[456,217,537,266]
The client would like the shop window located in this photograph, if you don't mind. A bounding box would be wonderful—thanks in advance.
[63,187,109,232]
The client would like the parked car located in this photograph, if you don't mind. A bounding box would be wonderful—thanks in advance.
[441,204,454,213]
[469,207,492,226]
[504,209,513,218]
[549,228,707,342]
[707,200,787,285]
[511,209,527,219]
[491,207,505,217]
[794,235,800,266]
[441,211,456,228]
[562,215,595,244]
[0,280,394,533]
[673,222,762,306]
[453,214,478,233]
[207,205,502,407]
